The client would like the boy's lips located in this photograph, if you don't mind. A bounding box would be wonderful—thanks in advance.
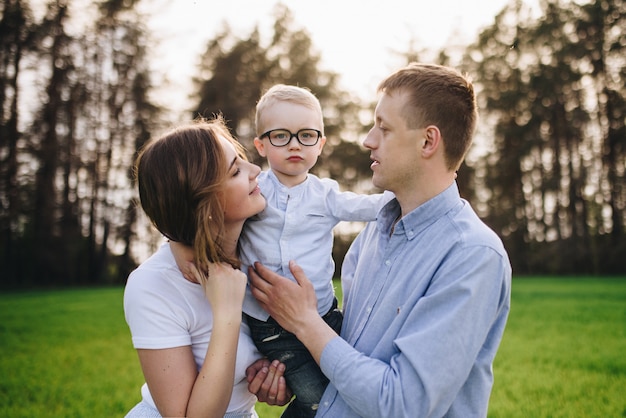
[287,156,303,162]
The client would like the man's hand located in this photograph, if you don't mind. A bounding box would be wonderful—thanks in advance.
[248,260,319,334]
[249,260,339,363]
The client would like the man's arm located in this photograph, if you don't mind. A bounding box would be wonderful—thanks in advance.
[250,249,511,418]
[248,260,339,363]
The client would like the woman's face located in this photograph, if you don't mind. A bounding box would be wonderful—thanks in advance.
[220,137,266,224]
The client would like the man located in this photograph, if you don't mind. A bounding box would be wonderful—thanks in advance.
[249,63,511,417]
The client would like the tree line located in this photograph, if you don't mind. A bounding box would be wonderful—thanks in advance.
[1,0,624,289]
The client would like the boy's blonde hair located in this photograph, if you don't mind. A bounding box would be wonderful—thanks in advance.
[255,84,324,135]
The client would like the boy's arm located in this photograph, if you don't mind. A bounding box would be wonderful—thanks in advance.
[327,186,393,222]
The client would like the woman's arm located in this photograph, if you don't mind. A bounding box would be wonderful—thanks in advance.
[137,346,200,416]
[138,262,247,417]
[191,262,248,416]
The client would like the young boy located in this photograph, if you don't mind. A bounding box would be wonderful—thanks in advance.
[240,84,390,417]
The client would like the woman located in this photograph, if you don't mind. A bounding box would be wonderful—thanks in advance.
[124,116,288,417]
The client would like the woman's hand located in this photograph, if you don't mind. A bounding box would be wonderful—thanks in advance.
[186,261,247,318]
[208,262,248,315]
[246,358,292,406]
[170,241,246,316]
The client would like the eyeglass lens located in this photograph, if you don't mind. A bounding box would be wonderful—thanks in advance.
[266,129,320,146]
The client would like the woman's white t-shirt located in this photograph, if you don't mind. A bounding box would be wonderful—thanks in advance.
[124,242,261,414]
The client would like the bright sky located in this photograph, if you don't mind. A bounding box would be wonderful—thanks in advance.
[142,0,539,116]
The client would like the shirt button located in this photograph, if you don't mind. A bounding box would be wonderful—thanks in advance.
[385,259,391,266]
[408,230,414,237]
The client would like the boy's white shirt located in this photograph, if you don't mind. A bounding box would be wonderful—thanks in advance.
[240,169,392,320]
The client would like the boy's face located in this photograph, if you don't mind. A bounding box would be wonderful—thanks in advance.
[254,102,326,187]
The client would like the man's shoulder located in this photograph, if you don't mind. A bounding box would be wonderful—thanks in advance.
[452,201,508,253]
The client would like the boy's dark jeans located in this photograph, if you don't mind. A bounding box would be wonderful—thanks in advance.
[246,299,343,418]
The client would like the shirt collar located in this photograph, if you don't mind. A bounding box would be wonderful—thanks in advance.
[266,169,309,196]
[378,182,461,240]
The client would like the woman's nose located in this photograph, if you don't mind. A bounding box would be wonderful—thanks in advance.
[250,162,261,178]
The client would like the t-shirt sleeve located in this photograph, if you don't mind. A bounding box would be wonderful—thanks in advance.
[124,268,192,349]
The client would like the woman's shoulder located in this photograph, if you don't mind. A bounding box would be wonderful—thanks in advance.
[125,243,189,298]
[129,242,175,276]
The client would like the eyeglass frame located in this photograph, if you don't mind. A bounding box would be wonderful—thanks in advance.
[259,128,322,147]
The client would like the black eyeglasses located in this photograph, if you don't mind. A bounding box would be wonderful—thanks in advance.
[260,129,321,147]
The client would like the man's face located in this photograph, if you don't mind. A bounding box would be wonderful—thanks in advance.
[362,90,425,194]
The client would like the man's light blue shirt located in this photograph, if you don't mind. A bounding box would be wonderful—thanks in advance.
[240,170,391,320]
[316,182,512,418]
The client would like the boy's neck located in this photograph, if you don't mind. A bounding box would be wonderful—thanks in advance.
[272,169,308,188]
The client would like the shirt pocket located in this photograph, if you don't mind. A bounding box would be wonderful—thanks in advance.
[306,212,328,225]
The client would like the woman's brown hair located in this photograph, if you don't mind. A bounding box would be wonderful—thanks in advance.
[135,115,246,275]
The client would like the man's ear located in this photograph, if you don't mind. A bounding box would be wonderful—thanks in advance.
[422,126,441,157]
[253,137,267,157]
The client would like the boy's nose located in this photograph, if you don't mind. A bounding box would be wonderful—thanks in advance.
[288,136,301,149]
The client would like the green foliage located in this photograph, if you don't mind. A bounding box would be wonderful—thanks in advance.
[1,280,625,417]
[463,0,626,274]
[2,0,626,285]
[189,4,378,279]
[190,4,373,191]
[0,0,160,288]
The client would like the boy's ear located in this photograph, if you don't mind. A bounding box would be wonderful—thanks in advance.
[253,137,267,157]
[317,136,327,154]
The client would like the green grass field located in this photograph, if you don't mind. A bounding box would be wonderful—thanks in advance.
[1,278,625,417]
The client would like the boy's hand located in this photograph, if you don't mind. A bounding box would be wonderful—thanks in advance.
[169,241,196,282]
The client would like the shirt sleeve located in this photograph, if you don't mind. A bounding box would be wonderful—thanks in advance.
[124,268,192,349]
[324,179,393,222]
[338,223,366,305]
[321,244,511,417]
